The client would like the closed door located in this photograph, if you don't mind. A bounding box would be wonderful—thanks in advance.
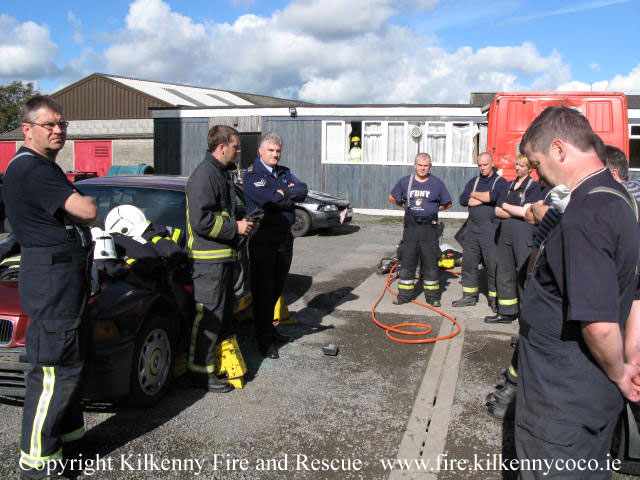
[74,141,112,176]
[0,142,17,173]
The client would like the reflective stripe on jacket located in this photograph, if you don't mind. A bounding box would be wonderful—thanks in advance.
[186,153,238,263]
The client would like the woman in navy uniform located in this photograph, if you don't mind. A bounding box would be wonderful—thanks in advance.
[3,96,97,479]
[485,154,543,324]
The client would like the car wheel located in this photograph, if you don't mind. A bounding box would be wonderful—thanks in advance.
[291,209,311,237]
[128,313,174,407]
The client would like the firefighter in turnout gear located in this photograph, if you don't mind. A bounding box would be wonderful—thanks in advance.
[3,96,98,479]
[347,136,363,162]
[452,152,507,309]
[389,153,452,307]
[185,125,253,392]
[485,154,543,324]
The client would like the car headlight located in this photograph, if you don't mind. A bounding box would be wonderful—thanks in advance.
[318,204,338,212]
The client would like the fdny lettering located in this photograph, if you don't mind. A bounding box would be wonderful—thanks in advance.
[410,190,431,199]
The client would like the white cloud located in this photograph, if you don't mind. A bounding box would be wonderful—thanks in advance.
[589,62,600,71]
[278,0,441,39]
[279,0,399,38]
[608,64,640,93]
[558,63,640,94]
[67,11,84,45]
[100,0,577,104]
[0,14,60,80]
[104,0,209,83]
[6,0,638,105]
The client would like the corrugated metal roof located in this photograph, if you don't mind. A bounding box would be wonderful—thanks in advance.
[105,75,255,107]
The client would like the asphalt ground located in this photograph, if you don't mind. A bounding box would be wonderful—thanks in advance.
[0,215,636,479]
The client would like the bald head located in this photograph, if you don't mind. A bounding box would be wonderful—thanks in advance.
[477,152,494,177]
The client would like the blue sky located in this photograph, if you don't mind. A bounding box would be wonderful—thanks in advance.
[1,0,638,103]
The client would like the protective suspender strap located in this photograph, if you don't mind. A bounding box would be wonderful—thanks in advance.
[588,187,639,222]
[405,174,414,213]
[471,176,480,193]
[511,177,534,206]
[7,152,32,170]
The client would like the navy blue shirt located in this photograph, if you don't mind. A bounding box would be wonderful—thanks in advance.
[390,174,451,217]
[519,168,640,428]
[496,175,544,208]
[534,168,639,321]
[243,158,308,232]
[459,168,508,223]
[3,147,76,247]
[459,168,508,207]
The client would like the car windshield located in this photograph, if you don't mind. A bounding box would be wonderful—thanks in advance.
[77,185,186,230]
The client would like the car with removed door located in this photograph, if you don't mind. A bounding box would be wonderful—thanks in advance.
[0,175,250,407]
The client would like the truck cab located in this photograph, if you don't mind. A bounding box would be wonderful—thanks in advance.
[485,92,629,180]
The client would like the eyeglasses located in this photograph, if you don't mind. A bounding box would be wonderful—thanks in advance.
[28,121,69,132]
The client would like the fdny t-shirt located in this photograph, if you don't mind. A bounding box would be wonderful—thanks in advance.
[390,174,451,217]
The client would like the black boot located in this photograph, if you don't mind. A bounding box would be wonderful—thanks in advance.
[484,313,518,324]
[488,298,497,312]
[485,380,517,405]
[207,376,234,393]
[426,297,441,308]
[487,399,515,420]
[452,294,478,307]
[393,295,411,305]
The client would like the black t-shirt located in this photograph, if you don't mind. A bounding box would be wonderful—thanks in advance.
[496,175,543,208]
[535,168,640,321]
[3,147,75,247]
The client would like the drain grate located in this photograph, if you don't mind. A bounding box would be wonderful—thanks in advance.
[388,319,466,479]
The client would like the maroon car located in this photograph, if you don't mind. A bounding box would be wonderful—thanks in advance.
[0,175,250,407]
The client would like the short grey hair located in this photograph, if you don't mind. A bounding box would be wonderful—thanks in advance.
[21,95,64,124]
[260,132,282,147]
[415,153,431,164]
[478,152,493,162]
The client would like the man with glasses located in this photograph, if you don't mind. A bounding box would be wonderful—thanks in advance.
[4,96,97,479]
[389,153,452,307]
[185,125,253,392]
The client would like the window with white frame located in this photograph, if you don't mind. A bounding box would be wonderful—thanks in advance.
[321,120,477,165]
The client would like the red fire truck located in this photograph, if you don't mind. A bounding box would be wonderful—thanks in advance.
[485,91,629,180]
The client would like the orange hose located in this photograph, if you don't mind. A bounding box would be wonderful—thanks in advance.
[371,263,462,343]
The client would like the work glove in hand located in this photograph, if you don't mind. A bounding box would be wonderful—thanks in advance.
[549,185,571,213]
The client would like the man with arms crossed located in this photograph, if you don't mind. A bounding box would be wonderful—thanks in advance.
[4,96,97,479]
[243,133,307,359]
[452,152,507,309]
